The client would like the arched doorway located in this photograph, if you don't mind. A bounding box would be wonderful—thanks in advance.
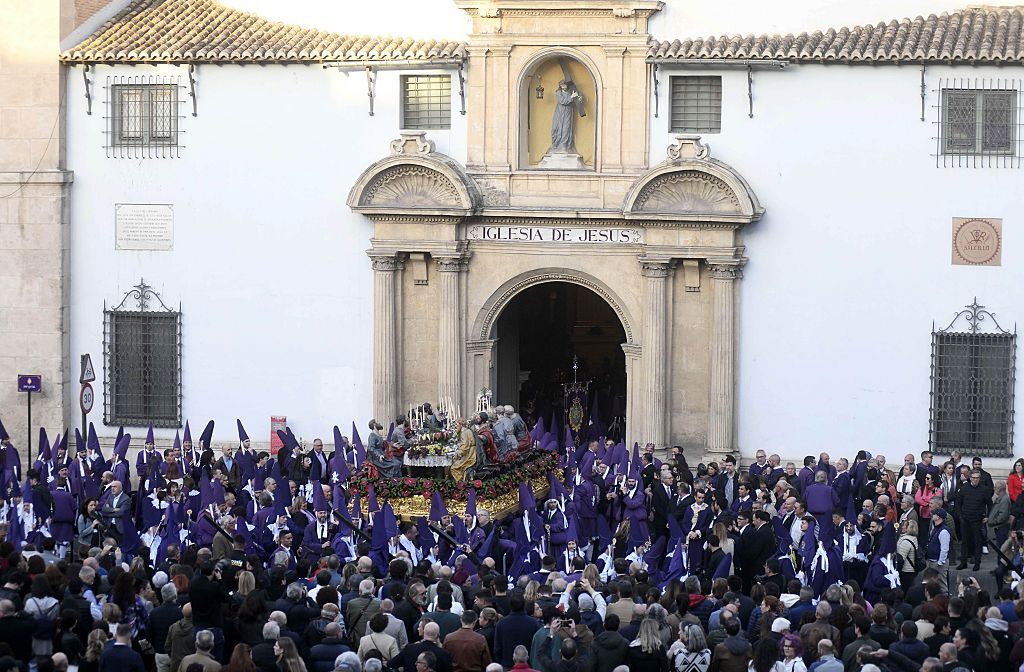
[493,281,627,440]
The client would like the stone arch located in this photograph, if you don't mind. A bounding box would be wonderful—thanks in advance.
[347,136,480,216]
[622,136,764,223]
[474,268,636,345]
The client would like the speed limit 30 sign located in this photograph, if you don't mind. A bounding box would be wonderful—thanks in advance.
[80,382,94,414]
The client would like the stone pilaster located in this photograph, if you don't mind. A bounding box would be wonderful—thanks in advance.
[706,261,743,459]
[639,259,675,448]
[370,255,400,423]
[435,256,466,415]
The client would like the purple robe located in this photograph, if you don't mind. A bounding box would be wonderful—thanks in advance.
[50,489,76,544]
[622,486,649,548]
[573,480,598,541]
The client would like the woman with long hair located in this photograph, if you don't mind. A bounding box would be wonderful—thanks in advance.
[896,518,921,592]
[235,592,268,646]
[1009,459,1024,503]
[111,571,148,639]
[75,498,101,551]
[79,629,108,672]
[223,643,257,672]
[757,596,784,644]
[24,574,59,657]
[626,618,669,671]
[275,637,307,672]
[914,472,942,546]
[749,638,780,672]
[668,622,711,672]
[712,518,735,575]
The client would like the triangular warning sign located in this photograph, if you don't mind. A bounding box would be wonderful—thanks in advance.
[80,354,96,383]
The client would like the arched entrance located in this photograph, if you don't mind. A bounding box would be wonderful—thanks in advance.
[493,281,627,440]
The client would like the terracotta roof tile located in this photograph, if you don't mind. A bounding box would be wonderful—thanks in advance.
[648,6,1024,64]
[61,0,466,63]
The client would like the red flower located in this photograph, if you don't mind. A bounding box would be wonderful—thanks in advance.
[404,478,415,486]
[423,480,432,488]
[421,490,431,497]
[473,479,483,488]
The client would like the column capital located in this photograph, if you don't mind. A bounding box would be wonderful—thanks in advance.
[639,258,677,278]
[434,255,469,273]
[707,260,746,280]
[370,255,400,272]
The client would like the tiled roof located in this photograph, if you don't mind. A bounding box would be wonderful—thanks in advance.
[60,0,467,63]
[649,6,1024,64]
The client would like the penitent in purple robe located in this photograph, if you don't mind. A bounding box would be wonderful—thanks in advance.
[50,489,76,544]
[622,486,649,548]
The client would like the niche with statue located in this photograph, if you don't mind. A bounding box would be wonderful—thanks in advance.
[520,54,597,170]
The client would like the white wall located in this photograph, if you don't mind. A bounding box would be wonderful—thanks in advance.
[650,62,1024,467]
[65,63,467,446]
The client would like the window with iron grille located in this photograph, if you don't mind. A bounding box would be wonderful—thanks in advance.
[104,280,181,427]
[111,84,179,146]
[401,75,451,130]
[669,76,722,133]
[934,83,1024,169]
[930,300,1016,457]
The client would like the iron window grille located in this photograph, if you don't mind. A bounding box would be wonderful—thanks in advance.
[669,76,722,134]
[929,299,1016,457]
[401,75,452,130]
[103,279,182,427]
[933,79,1022,167]
[104,76,185,158]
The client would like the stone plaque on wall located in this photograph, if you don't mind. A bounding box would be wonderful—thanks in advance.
[952,217,1001,266]
[115,204,174,251]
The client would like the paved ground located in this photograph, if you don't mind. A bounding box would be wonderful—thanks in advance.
[947,537,1008,596]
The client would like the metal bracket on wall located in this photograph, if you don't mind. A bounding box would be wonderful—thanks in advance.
[652,62,660,118]
[458,61,467,115]
[188,64,198,116]
[747,65,754,118]
[83,64,93,115]
[366,66,377,116]
[920,63,927,122]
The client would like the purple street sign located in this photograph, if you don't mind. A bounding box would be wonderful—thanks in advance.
[17,375,42,392]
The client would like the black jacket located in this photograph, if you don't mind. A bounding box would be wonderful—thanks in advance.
[251,639,279,672]
[586,630,628,672]
[190,574,229,630]
[309,638,351,672]
[148,602,183,655]
[957,482,990,522]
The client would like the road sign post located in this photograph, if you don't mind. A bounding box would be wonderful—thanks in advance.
[17,374,42,456]
[80,354,96,438]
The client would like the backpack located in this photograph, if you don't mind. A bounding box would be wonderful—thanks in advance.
[896,538,925,573]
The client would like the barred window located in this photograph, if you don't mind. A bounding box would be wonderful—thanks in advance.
[104,281,181,427]
[669,76,722,133]
[930,300,1016,457]
[111,84,179,147]
[941,88,1017,156]
[401,75,451,130]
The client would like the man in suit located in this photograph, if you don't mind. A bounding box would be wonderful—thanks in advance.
[100,480,130,541]
[734,510,759,591]
[753,511,776,571]
[100,624,145,672]
[308,438,330,484]
[651,470,679,544]
[833,458,853,508]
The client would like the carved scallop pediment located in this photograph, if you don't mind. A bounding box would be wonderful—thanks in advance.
[632,171,741,214]
[361,165,463,208]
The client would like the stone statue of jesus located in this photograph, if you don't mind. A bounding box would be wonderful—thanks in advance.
[550,80,583,153]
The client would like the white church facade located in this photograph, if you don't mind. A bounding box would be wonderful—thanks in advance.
[34,0,1024,468]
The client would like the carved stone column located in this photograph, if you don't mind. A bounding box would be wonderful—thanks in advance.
[707,262,743,458]
[639,259,675,448]
[371,255,400,423]
[435,256,465,414]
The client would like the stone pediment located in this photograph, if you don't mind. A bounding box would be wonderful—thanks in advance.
[348,132,480,217]
[622,135,763,224]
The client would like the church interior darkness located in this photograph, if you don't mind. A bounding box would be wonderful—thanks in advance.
[494,282,626,437]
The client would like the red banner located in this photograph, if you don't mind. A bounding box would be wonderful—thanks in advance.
[270,416,287,455]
